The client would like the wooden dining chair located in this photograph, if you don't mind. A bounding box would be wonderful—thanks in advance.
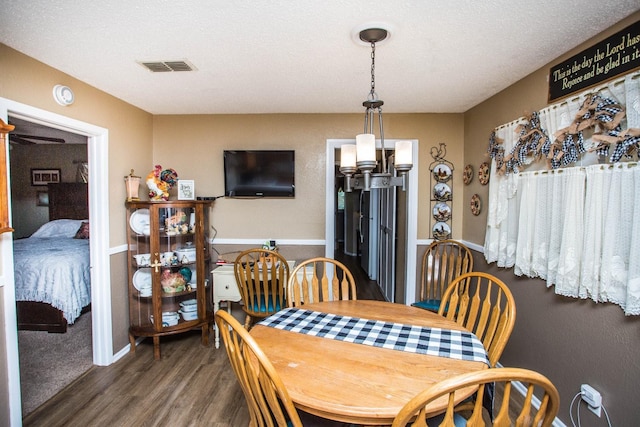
[214,309,304,427]
[438,272,515,367]
[287,257,357,307]
[234,248,290,329]
[413,240,473,313]
[391,367,560,427]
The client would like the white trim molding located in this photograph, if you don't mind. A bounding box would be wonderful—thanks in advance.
[0,97,113,424]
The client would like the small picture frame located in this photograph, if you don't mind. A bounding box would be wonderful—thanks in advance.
[177,180,195,200]
[36,191,49,206]
[31,168,61,186]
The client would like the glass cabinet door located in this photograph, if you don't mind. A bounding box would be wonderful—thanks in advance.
[127,201,212,359]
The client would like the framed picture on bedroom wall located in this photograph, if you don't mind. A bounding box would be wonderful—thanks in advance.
[31,168,61,186]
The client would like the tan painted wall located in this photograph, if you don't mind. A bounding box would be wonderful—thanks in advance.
[153,113,464,241]
[464,12,640,427]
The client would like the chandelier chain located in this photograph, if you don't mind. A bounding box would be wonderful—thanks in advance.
[370,41,376,100]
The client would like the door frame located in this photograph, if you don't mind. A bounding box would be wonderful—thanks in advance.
[325,139,418,304]
[1,98,112,423]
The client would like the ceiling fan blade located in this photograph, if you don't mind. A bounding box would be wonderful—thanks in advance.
[9,135,36,145]
[13,134,66,143]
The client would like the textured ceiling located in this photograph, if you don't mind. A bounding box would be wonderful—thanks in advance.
[1,1,639,115]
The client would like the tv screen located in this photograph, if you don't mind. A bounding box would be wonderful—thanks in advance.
[224,150,295,198]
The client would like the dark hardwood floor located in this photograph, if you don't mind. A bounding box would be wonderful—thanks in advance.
[334,250,386,301]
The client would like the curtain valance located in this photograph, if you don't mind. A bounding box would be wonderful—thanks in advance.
[484,71,640,315]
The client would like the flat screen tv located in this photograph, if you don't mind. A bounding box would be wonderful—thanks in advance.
[224,150,295,198]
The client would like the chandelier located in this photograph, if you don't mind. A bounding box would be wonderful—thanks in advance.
[340,27,413,192]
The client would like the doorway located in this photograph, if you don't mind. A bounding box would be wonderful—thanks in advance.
[8,116,94,414]
[1,97,112,423]
[325,139,419,304]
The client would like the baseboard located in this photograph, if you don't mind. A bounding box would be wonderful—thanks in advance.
[111,337,145,364]
[416,239,485,254]
[461,239,484,253]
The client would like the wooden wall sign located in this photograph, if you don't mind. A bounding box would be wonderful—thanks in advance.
[548,20,640,103]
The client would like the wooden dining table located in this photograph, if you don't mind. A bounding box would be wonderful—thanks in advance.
[249,299,489,425]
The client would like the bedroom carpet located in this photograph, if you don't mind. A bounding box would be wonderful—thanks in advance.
[18,311,93,416]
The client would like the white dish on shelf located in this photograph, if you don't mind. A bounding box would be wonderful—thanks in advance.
[151,312,180,326]
[180,299,198,312]
[179,310,198,321]
[129,208,150,235]
[133,269,152,292]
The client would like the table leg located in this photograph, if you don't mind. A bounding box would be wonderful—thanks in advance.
[214,299,220,349]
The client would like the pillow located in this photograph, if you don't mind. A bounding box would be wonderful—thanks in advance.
[31,219,87,238]
[74,222,90,239]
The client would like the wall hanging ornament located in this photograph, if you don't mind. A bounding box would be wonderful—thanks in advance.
[463,164,474,185]
[478,162,490,185]
[429,143,454,240]
[470,194,481,216]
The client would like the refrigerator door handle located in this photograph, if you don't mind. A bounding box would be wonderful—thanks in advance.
[358,191,364,244]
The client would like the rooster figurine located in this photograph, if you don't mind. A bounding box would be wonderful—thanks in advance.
[146,165,178,201]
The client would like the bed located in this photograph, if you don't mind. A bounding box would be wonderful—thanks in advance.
[15,183,90,333]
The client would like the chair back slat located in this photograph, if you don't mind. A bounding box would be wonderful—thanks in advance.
[234,248,290,329]
[439,272,516,367]
[287,257,357,307]
[391,368,559,427]
[215,310,303,427]
[418,240,473,312]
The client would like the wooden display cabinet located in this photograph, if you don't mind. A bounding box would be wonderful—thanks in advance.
[126,200,213,359]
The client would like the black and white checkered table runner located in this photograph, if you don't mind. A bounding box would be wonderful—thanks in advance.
[258,307,490,366]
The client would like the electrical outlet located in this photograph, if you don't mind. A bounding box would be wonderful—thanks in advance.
[581,384,602,417]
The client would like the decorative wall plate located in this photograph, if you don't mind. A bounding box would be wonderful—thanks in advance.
[433,222,451,240]
[433,183,452,201]
[463,164,474,185]
[470,194,482,216]
[432,202,452,222]
[478,162,490,185]
[432,163,452,183]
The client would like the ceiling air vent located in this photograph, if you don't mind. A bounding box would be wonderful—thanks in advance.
[138,60,196,72]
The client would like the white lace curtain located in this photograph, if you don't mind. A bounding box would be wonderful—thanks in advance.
[484,71,640,315]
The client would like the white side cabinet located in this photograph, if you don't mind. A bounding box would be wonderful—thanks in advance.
[212,265,242,348]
